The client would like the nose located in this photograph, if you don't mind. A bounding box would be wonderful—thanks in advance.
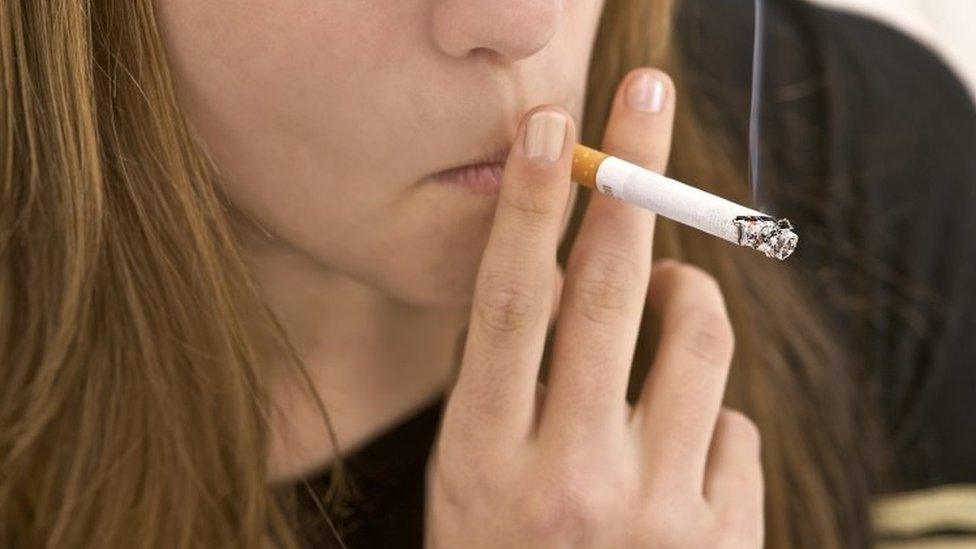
[432,0,564,61]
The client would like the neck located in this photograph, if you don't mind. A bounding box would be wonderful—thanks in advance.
[246,234,469,482]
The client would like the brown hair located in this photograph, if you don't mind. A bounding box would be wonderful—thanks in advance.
[579,2,882,547]
[0,0,878,547]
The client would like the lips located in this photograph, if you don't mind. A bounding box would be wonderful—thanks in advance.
[470,148,510,166]
[439,147,510,173]
[433,147,511,194]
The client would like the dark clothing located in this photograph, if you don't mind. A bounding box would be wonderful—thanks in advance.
[678,0,976,490]
[294,1,976,547]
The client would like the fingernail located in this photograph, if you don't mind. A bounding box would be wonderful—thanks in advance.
[524,111,567,163]
[626,72,667,113]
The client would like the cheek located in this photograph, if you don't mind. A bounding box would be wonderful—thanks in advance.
[156,0,391,176]
[156,0,595,308]
[156,3,419,256]
[380,196,498,306]
[377,182,580,308]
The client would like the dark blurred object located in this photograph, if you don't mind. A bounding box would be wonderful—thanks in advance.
[678,0,976,543]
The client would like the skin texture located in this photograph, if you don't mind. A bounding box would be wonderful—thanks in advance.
[154,0,603,480]
[155,2,763,545]
[428,77,762,547]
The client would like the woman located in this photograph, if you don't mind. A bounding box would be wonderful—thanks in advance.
[2,0,974,547]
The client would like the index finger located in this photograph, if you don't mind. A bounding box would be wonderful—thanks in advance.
[444,106,576,443]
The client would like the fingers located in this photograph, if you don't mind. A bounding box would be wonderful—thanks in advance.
[540,69,676,441]
[548,263,564,331]
[634,260,736,492]
[601,69,676,172]
[445,106,576,443]
[705,409,764,544]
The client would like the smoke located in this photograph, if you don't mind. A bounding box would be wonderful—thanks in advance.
[749,0,767,210]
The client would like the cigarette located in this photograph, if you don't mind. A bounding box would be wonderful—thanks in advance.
[571,144,798,261]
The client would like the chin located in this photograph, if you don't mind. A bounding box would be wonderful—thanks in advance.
[380,269,480,310]
[376,241,486,309]
[368,198,499,308]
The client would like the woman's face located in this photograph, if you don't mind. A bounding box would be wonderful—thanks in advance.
[155,1,606,306]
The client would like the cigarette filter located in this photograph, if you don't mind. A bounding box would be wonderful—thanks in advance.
[571,144,798,261]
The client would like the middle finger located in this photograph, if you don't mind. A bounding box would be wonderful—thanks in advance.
[540,69,676,442]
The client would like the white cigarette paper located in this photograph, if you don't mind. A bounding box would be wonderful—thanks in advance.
[572,145,798,261]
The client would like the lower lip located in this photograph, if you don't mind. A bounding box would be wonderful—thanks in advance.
[433,162,505,194]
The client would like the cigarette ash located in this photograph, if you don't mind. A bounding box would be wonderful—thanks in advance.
[733,216,798,261]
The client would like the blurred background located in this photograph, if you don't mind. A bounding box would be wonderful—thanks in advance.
[811,0,976,98]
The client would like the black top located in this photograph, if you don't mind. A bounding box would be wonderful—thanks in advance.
[293,1,976,547]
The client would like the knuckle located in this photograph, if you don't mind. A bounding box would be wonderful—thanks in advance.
[523,479,607,541]
[568,248,641,324]
[501,180,560,222]
[475,270,543,335]
[720,409,762,449]
[673,306,735,364]
[639,500,702,546]
[430,444,498,508]
[430,463,474,511]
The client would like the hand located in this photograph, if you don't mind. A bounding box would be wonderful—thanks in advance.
[425,68,763,548]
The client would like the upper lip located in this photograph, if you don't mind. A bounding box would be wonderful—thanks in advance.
[475,148,510,165]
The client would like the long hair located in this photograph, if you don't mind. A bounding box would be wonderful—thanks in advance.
[0,0,878,547]
[580,2,881,547]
